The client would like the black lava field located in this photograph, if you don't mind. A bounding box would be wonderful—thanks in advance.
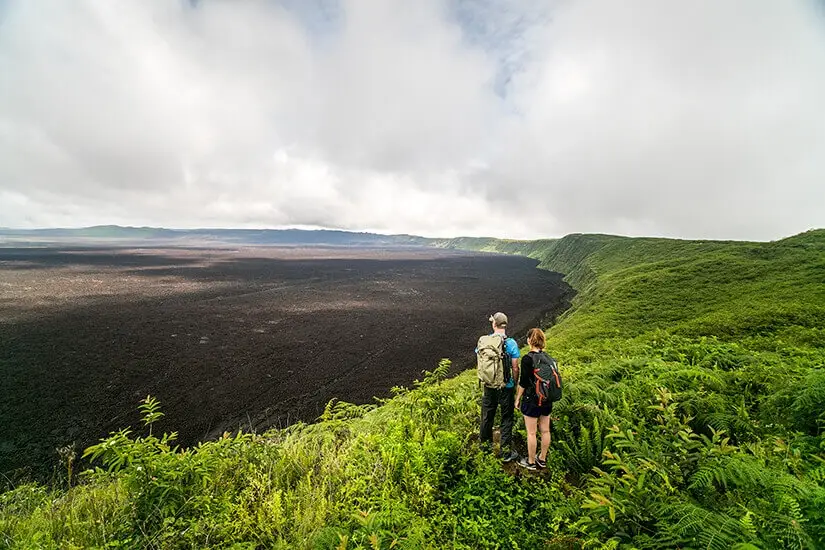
[0,245,572,480]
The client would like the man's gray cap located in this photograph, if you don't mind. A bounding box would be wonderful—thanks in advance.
[489,312,508,327]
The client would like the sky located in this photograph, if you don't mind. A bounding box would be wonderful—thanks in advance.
[1,0,824,240]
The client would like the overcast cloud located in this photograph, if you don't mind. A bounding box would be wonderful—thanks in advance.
[1,0,824,239]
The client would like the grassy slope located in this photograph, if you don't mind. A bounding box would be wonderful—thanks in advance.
[2,231,824,549]
[440,230,825,349]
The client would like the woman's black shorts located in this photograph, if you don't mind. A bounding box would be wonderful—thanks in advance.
[520,400,552,418]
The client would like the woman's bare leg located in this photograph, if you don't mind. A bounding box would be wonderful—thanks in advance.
[539,415,551,461]
[524,415,538,463]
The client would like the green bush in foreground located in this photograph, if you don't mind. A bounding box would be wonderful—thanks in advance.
[2,231,825,548]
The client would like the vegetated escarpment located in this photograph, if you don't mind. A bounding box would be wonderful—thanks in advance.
[2,230,824,549]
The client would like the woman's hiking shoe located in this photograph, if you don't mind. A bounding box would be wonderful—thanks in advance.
[518,457,537,471]
[536,457,547,469]
[500,449,520,463]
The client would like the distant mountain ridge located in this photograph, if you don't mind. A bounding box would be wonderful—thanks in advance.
[3,225,822,249]
[0,225,435,246]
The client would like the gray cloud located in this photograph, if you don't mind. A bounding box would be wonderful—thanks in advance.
[1,0,824,239]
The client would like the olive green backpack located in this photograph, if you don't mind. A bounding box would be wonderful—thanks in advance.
[476,334,506,388]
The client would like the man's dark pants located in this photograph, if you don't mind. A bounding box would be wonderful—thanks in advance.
[480,385,515,451]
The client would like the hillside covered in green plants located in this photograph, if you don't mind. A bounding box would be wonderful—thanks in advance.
[2,230,824,549]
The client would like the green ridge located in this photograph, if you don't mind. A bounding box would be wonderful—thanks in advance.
[469,231,825,349]
[2,231,824,549]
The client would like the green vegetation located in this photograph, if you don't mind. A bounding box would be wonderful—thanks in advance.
[2,230,825,549]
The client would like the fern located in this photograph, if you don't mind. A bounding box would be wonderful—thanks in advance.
[759,504,812,550]
[557,416,607,475]
[565,379,620,409]
[658,366,726,392]
[809,464,825,485]
[413,359,451,388]
[790,371,825,435]
[688,455,770,493]
[702,412,756,441]
[739,509,757,539]
[657,502,754,550]
[320,399,376,422]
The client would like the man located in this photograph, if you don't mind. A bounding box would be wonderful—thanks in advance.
[478,312,520,462]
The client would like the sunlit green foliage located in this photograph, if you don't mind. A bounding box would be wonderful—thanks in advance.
[2,231,824,548]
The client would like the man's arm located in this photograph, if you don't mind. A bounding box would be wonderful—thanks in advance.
[506,338,520,385]
[511,356,519,388]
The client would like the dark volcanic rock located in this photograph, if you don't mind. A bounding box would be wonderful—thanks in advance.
[0,245,572,481]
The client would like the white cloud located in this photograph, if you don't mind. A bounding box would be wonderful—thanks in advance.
[496,0,825,239]
[1,0,824,239]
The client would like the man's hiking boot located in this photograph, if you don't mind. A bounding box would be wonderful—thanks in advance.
[518,457,537,471]
[500,449,519,463]
[536,456,547,469]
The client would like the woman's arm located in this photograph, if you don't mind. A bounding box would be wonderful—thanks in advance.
[515,385,524,407]
[516,354,532,407]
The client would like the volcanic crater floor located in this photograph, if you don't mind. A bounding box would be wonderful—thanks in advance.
[0,245,572,479]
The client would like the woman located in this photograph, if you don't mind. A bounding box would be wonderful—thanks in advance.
[515,328,552,471]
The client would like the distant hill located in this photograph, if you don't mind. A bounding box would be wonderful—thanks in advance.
[0,225,433,247]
